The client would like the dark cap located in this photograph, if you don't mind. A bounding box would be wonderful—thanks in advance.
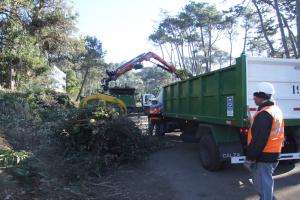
[253,92,272,100]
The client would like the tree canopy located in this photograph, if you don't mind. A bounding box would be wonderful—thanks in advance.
[1,0,299,97]
[149,0,300,75]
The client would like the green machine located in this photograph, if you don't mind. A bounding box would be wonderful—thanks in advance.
[154,54,300,171]
[109,87,136,113]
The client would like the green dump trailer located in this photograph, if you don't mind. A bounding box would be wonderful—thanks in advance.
[156,54,300,171]
[109,87,136,113]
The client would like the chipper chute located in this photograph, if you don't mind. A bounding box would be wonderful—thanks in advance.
[80,93,127,114]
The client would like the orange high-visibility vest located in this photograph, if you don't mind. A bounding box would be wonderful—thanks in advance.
[247,105,285,153]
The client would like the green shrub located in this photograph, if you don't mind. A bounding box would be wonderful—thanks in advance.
[0,149,31,169]
[58,105,165,176]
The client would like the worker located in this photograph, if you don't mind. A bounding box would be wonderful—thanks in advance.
[245,82,284,200]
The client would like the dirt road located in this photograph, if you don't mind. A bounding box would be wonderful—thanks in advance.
[100,115,300,200]
[146,140,300,200]
[96,134,300,200]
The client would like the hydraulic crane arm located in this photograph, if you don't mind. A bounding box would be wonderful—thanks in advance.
[101,51,181,91]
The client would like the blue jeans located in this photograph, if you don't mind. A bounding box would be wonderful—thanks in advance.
[252,162,279,200]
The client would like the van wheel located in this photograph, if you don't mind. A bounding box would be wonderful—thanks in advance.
[199,133,222,171]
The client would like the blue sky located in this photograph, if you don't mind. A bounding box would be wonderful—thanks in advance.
[73,0,241,63]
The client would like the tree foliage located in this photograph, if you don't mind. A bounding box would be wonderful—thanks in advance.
[149,2,233,75]
[0,0,85,90]
[1,0,299,96]
[149,0,300,77]
[76,36,106,99]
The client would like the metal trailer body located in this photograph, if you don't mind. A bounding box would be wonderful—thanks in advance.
[109,87,136,113]
[161,54,300,170]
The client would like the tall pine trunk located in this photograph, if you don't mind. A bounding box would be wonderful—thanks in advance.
[76,67,89,101]
[274,0,290,58]
[243,21,249,53]
[8,66,15,90]
[282,15,298,57]
[0,66,3,87]
[252,0,276,56]
[159,44,165,59]
[208,27,212,72]
[200,27,209,71]
[297,0,300,58]
[175,44,182,69]
[180,42,185,70]
[229,32,233,66]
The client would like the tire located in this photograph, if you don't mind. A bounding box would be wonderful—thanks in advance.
[199,133,222,171]
[282,136,297,153]
[281,136,298,165]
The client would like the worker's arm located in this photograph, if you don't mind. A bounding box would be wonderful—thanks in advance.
[246,111,273,161]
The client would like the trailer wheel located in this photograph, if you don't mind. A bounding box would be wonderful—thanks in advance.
[199,133,222,171]
[282,135,298,164]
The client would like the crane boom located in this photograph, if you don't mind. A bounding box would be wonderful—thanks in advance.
[101,52,181,91]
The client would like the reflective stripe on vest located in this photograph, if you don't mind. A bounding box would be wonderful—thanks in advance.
[247,105,285,153]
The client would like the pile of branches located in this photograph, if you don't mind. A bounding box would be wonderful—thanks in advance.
[58,105,165,177]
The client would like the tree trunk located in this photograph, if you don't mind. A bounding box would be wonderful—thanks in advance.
[208,27,212,72]
[243,22,249,53]
[159,44,165,59]
[297,0,300,58]
[170,43,175,64]
[76,67,89,101]
[229,33,233,66]
[274,0,290,58]
[0,65,3,87]
[252,0,276,57]
[282,15,298,57]
[164,44,172,63]
[189,41,195,74]
[187,42,193,74]
[262,0,297,57]
[200,27,209,71]
[8,65,15,90]
[180,42,185,70]
[191,41,198,73]
[175,44,182,69]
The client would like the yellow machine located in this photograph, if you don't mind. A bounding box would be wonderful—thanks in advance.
[80,93,127,114]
